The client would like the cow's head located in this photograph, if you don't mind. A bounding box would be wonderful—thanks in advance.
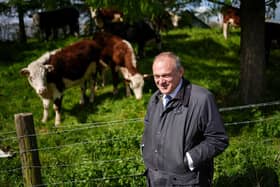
[89,7,104,29]
[32,13,40,27]
[119,67,144,100]
[168,11,181,28]
[20,51,57,98]
[21,63,54,98]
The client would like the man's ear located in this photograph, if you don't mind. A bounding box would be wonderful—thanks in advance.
[179,67,184,76]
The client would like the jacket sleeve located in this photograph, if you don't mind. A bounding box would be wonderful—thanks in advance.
[141,93,156,147]
[187,92,229,169]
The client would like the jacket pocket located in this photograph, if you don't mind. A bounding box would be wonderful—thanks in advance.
[171,172,199,185]
[147,168,199,186]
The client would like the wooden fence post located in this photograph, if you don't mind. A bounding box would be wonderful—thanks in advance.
[14,113,43,187]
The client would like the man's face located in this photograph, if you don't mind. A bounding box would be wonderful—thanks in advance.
[152,57,183,95]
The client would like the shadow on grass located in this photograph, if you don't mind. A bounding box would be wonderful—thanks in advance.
[215,166,279,187]
[63,83,135,124]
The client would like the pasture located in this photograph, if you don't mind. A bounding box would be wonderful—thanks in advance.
[0,27,280,186]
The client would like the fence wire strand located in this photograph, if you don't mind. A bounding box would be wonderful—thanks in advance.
[2,100,280,141]
[1,100,280,185]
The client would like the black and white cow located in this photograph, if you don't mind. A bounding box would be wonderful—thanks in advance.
[32,7,80,40]
[21,40,101,126]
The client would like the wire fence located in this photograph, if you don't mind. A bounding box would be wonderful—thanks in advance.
[1,100,280,186]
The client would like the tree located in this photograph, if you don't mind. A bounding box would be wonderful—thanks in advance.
[0,0,73,43]
[239,0,279,104]
[240,0,266,104]
[206,0,279,104]
[1,0,42,43]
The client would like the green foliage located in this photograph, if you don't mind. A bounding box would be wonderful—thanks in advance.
[255,112,280,138]
[214,137,280,187]
[0,28,280,186]
[83,0,279,24]
[85,0,175,22]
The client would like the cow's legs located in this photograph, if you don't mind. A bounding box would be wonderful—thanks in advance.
[99,59,109,87]
[80,82,87,105]
[118,67,132,97]
[45,28,51,41]
[89,72,97,103]
[42,98,51,123]
[111,66,120,95]
[137,43,145,58]
[265,38,272,65]
[80,74,97,104]
[223,22,228,40]
[89,81,96,103]
[53,97,62,126]
[125,80,132,97]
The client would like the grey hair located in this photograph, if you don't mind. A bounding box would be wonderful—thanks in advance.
[154,51,182,71]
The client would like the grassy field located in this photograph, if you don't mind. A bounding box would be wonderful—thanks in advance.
[0,27,279,186]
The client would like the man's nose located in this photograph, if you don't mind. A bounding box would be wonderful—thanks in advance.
[158,78,167,84]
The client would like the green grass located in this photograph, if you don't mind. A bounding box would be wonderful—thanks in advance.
[0,28,279,186]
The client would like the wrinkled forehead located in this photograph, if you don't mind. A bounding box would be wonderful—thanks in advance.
[153,58,176,72]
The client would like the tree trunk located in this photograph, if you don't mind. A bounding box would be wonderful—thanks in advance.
[240,0,265,104]
[18,6,27,43]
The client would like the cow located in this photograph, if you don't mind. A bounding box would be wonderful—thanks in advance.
[221,6,280,65]
[265,21,280,64]
[20,40,101,126]
[32,7,80,40]
[152,10,182,32]
[221,6,240,40]
[89,7,124,30]
[100,20,162,58]
[92,31,145,99]
[90,8,161,58]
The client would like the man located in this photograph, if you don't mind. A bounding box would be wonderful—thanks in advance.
[141,52,229,187]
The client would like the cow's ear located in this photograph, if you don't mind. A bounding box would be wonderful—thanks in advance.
[119,67,130,80]
[20,68,30,76]
[44,64,54,72]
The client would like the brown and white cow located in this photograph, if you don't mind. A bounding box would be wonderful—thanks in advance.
[90,7,124,30]
[21,40,101,126]
[93,32,145,99]
[90,8,161,58]
[221,6,240,39]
